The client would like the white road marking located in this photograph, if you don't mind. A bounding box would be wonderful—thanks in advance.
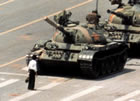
[0,72,26,76]
[9,82,61,101]
[61,86,103,101]
[114,90,140,101]
[0,0,14,7]
[0,79,19,88]
[0,56,26,68]
[129,99,135,101]
[0,78,5,81]
[22,67,28,71]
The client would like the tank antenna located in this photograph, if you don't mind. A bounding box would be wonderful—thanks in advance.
[95,0,100,19]
[95,0,99,14]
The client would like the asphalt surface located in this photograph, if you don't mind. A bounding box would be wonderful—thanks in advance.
[0,0,140,101]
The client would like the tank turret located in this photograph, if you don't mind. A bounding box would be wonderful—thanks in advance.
[26,10,128,78]
[45,16,107,44]
[107,9,134,25]
[45,17,76,44]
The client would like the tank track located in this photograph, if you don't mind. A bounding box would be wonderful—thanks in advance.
[80,45,128,78]
[128,43,140,58]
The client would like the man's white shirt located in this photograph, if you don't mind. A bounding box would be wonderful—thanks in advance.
[28,60,37,72]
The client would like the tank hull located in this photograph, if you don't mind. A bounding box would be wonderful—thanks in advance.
[27,41,128,78]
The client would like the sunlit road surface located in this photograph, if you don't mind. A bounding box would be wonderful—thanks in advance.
[0,0,140,101]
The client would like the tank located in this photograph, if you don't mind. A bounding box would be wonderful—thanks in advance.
[106,0,140,56]
[26,10,128,78]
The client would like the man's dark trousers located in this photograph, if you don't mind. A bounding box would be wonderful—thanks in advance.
[28,70,36,90]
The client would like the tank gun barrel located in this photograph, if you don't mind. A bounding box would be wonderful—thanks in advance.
[45,17,69,36]
[107,9,129,20]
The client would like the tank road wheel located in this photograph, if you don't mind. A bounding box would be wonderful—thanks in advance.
[106,58,112,74]
[92,60,100,78]
[110,56,117,72]
[80,60,100,78]
[100,60,106,75]
[122,51,128,65]
[114,55,120,71]
[118,55,124,71]
[119,51,127,71]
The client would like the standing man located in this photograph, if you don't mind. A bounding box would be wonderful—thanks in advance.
[27,54,38,90]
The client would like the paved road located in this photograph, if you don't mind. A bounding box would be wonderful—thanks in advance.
[0,0,140,101]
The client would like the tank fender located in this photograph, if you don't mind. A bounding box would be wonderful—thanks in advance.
[78,50,97,62]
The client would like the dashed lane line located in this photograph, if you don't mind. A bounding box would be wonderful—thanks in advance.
[114,90,140,101]
[0,56,26,68]
[9,82,61,101]
[0,0,92,36]
[0,0,14,7]
[0,79,19,88]
[0,72,26,76]
[61,86,103,101]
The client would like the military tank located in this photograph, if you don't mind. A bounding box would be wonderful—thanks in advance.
[106,0,140,56]
[26,10,128,78]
